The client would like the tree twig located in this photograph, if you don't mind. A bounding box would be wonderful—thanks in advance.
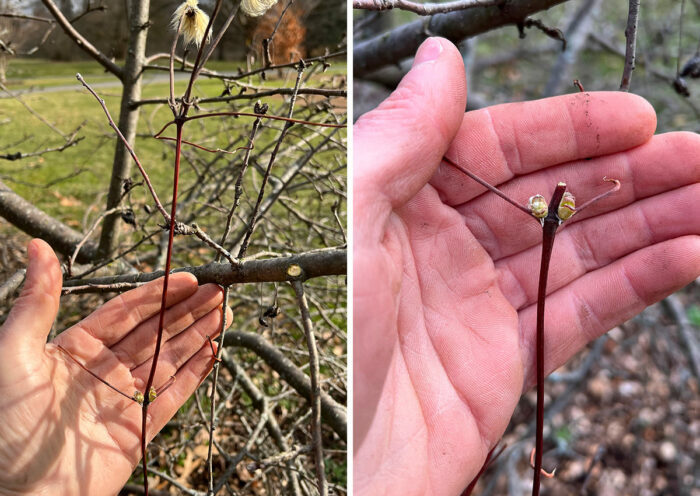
[76,74,170,221]
[663,294,700,380]
[291,280,327,496]
[39,0,123,79]
[353,0,501,15]
[354,0,570,76]
[620,0,640,91]
[61,248,347,292]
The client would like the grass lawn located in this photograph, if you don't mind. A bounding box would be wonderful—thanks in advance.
[1,58,347,228]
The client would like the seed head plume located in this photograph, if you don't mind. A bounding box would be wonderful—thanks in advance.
[240,0,279,17]
[171,0,211,47]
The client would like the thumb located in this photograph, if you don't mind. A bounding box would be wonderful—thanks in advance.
[354,37,466,213]
[1,239,62,354]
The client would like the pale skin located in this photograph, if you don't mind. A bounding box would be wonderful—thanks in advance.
[354,37,700,495]
[0,238,232,496]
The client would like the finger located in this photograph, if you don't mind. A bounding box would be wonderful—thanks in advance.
[106,283,224,369]
[455,132,700,261]
[72,272,200,347]
[145,341,219,440]
[130,305,231,390]
[433,91,656,206]
[355,37,466,244]
[0,239,62,357]
[498,183,700,310]
[518,235,700,390]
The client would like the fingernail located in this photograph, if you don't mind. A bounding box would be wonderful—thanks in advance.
[413,37,443,66]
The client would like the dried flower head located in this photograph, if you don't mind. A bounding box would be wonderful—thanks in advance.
[240,0,279,17]
[171,0,211,47]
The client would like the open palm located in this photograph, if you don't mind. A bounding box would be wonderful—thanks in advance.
[0,239,231,495]
[354,38,700,496]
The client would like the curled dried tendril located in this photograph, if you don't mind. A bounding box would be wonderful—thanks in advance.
[530,448,557,479]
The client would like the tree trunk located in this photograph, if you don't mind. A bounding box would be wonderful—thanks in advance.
[97,0,150,259]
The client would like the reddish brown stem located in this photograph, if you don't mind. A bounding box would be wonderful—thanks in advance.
[442,156,533,215]
[532,183,566,496]
[56,345,136,402]
[141,121,184,496]
[152,112,345,139]
[461,443,506,496]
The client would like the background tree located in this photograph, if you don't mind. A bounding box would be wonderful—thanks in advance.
[0,0,347,494]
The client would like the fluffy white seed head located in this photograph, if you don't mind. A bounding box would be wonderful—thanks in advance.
[171,0,211,47]
[240,0,279,17]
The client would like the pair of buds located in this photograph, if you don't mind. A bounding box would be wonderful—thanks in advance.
[133,387,158,405]
[528,183,576,223]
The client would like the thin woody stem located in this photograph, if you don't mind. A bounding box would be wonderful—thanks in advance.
[169,16,184,116]
[56,345,136,402]
[76,74,170,222]
[574,178,621,215]
[442,156,533,215]
[141,121,184,496]
[153,112,345,139]
[532,182,566,496]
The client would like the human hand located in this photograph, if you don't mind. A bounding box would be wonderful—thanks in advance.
[0,238,232,495]
[354,37,700,495]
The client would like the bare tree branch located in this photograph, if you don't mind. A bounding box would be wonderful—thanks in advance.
[223,329,347,439]
[131,87,347,109]
[62,248,346,290]
[620,0,640,91]
[291,280,327,496]
[0,269,25,304]
[39,0,123,79]
[95,0,150,259]
[663,294,700,380]
[354,0,570,76]
[354,0,502,15]
[0,179,97,262]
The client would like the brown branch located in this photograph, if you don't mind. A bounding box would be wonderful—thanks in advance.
[354,0,570,76]
[237,61,305,259]
[0,269,25,304]
[0,13,53,22]
[663,294,700,380]
[0,179,97,262]
[67,207,126,277]
[61,248,346,291]
[40,0,123,79]
[220,353,303,494]
[0,137,84,161]
[206,287,229,494]
[353,0,502,15]
[291,280,327,496]
[76,74,169,221]
[142,49,346,81]
[131,87,346,109]
[223,329,347,439]
[620,0,640,91]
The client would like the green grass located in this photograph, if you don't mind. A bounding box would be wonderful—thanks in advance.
[1,58,346,227]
